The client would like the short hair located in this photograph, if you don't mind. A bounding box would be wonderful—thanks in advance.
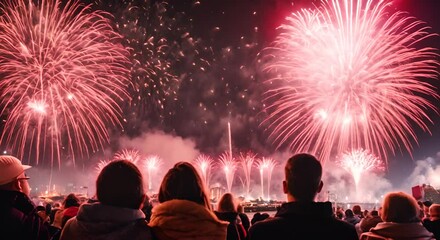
[158,161,211,210]
[352,205,362,215]
[217,193,237,212]
[429,204,440,219]
[285,153,322,201]
[380,191,420,223]
[96,160,145,209]
[370,210,379,217]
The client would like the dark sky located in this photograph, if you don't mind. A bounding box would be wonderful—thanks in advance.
[1,0,440,197]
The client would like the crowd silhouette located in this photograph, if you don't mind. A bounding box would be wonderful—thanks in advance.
[1,153,439,240]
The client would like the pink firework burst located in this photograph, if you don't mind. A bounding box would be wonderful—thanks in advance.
[143,155,163,191]
[193,154,214,187]
[95,159,112,173]
[218,151,238,193]
[255,157,277,200]
[261,0,439,164]
[339,148,385,191]
[113,148,142,164]
[0,0,130,167]
[238,151,257,199]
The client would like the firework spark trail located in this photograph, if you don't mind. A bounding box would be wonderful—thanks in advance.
[219,151,238,193]
[239,151,257,199]
[144,155,163,191]
[113,148,142,164]
[261,0,439,164]
[339,148,385,192]
[255,157,277,200]
[193,154,214,187]
[0,0,130,167]
[95,159,111,173]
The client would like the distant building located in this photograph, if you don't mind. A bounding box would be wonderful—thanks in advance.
[412,184,440,203]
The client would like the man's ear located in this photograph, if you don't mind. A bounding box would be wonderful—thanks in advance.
[317,180,324,193]
[13,179,22,192]
[282,180,288,194]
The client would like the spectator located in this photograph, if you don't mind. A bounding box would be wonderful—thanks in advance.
[237,204,250,234]
[59,160,153,240]
[0,155,50,240]
[423,201,433,220]
[214,192,247,240]
[148,161,228,240]
[250,212,270,225]
[360,191,434,240]
[248,153,358,240]
[358,210,383,233]
[343,209,361,225]
[423,203,440,239]
[352,205,363,219]
[50,193,81,240]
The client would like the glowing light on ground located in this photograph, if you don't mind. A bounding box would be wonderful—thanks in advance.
[261,0,439,164]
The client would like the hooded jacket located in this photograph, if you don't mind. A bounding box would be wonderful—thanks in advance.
[148,199,229,240]
[59,202,153,240]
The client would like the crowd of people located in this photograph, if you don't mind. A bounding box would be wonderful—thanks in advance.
[1,153,439,240]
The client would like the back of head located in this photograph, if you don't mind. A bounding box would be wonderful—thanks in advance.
[96,160,145,209]
[158,161,211,209]
[217,192,237,212]
[345,209,354,217]
[285,153,322,201]
[429,204,440,220]
[352,205,362,215]
[63,193,80,208]
[370,210,379,217]
[381,191,419,223]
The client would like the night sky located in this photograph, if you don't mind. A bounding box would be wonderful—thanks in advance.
[0,0,439,200]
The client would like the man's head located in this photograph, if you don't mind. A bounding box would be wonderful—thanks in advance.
[429,204,440,221]
[283,153,323,201]
[96,160,146,209]
[0,155,31,196]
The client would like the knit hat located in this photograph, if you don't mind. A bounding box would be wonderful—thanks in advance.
[0,155,31,185]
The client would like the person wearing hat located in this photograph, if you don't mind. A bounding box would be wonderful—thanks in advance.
[0,155,50,240]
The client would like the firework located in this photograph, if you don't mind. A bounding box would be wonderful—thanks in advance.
[239,151,257,199]
[95,159,112,173]
[339,148,385,191]
[218,151,238,193]
[0,0,130,167]
[94,0,210,123]
[193,154,214,187]
[113,148,142,164]
[255,157,277,200]
[261,0,439,163]
[144,155,163,191]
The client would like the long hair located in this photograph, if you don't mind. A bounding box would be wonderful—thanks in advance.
[217,193,237,212]
[158,161,212,210]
